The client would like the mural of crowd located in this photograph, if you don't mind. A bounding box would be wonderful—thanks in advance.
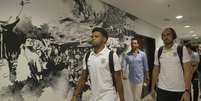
[0,0,153,101]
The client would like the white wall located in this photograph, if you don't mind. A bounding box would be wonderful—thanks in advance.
[134,19,163,48]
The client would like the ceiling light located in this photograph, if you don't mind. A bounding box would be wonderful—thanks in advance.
[194,36,199,39]
[190,31,194,33]
[176,15,183,19]
[192,34,197,37]
[184,25,191,28]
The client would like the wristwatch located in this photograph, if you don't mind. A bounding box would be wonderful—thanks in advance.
[185,89,190,94]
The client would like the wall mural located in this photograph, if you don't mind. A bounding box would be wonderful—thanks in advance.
[0,0,154,101]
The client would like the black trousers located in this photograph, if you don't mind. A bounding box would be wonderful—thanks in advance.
[157,88,184,101]
[191,79,199,101]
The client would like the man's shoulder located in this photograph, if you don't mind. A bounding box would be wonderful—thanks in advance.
[126,51,133,56]
[139,50,145,54]
[138,49,147,55]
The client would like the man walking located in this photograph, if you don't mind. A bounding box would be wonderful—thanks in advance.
[186,43,200,101]
[71,27,124,101]
[151,28,191,101]
[122,37,149,101]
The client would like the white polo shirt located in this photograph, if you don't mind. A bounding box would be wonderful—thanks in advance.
[83,47,121,101]
[154,44,191,92]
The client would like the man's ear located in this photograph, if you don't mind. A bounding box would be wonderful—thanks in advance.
[103,37,107,43]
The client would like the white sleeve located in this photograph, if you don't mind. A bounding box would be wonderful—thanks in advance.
[195,52,200,62]
[113,52,121,71]
[154,48,159,66]
[182,46,191,63]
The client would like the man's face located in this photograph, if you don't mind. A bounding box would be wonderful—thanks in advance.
[198,44,201,52]
[162,29,174,45]
[90,31,106,47]
[131,40,139,50]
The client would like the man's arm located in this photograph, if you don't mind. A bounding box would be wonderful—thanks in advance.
[144,70,150,84]
[143,53,149,83]
[180,46,191,101]
[183,62,191,91]
[179,62,191,101]
[114,70,125,101]
[151,65,160,98]
[121,56,128,79]
[71,70,88,101]
[189,61,199,80]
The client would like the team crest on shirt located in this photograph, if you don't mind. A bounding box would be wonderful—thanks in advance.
[101,58,106,64]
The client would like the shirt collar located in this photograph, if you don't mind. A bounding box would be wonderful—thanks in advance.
[164,43,177,50]
[128,49,141,55]
[91,46,108,56]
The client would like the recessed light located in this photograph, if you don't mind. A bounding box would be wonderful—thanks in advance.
[184,25,191,28]
[194,36,199,39]
[176,15,183,19]
[192,34,197,37]
[190,31,194,33]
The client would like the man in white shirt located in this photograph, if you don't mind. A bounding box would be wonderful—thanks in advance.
[151,28,191,101]
[186,43,200,101]
[198,44,201,98]
[71,27,124,101]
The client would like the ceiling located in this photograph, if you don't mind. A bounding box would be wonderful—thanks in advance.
[101,0,201,40]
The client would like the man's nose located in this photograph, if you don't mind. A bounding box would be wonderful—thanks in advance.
[92,36,96,40]
[163,35,168,39]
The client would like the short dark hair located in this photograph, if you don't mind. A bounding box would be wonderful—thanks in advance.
[92,27,108,40]
[162,28,177,40]
[131,37,139,43]
[185,42,192,49]
[186,43,196,51]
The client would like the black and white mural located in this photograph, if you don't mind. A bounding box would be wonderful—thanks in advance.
[0,0,154,101]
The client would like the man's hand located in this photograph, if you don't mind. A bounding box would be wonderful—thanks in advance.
[180,92,190,101]
[70,95,77,101]
[151,89,157,99]
[145,76,150,85]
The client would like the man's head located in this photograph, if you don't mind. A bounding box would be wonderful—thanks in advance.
[131,37,139,50]
[198,43,201,53]
[185,43,193,53]
[161,28,177,45]
[90,27,108,47]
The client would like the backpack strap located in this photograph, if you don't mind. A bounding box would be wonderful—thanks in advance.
[158,46,163,66]
[85,51,91,75]
[158,45,183,68]
[109,51,117,91]
[177,45,183,68]
[85,50,117,91]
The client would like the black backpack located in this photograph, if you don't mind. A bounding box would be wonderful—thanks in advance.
[158,45,183,68]
[85,51,117,91]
